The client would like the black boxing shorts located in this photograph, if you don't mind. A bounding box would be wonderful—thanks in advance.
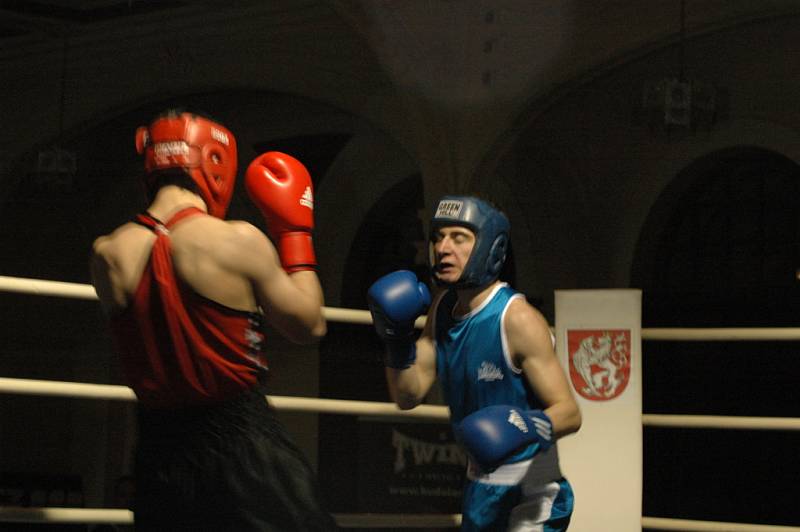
[133,388,337,531]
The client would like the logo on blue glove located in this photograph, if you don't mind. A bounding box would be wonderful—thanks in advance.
[507,410,528,433]
[507,409,552,443]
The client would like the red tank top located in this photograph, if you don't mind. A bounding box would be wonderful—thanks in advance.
[110,207,268,408]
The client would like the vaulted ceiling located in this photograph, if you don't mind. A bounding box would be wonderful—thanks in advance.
[3,1,798,104]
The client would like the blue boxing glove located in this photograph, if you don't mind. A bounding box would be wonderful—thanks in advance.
[457,405,554,470]
[367,270,431,369]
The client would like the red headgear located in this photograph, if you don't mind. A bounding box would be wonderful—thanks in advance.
[135,112,237,218]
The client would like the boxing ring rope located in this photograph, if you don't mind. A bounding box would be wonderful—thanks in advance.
[5,275,800,339]
[2,377,800,431]
[2,275,800,531]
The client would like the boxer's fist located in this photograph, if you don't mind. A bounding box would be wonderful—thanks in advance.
[367,270,431,368]
[245,152,316,272]
[457,406,553,470]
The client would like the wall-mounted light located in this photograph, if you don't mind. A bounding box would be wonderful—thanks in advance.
[31,32,77,193]
[640,0,723,137]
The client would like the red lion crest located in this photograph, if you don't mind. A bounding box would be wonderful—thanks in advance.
[567,329,631,401]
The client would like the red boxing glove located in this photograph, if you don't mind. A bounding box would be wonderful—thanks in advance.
[245,152,317,272]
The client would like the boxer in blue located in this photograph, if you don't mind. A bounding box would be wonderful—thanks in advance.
[368,196,582,531]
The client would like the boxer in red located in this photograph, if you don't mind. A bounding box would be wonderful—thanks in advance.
[90,109,337,530]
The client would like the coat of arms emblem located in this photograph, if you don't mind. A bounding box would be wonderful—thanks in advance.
[567,329,631,401]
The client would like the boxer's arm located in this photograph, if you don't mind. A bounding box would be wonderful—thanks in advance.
[240,152,325,342]
[227,221,325,344]
[506,299,581,438]
[90,236,125,316]
[385,297,439,410]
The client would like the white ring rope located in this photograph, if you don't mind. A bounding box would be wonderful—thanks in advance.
[0,507,132,525]
[0,507,467,528]
[0,275,98,300]
[640,517,800,532]
[642,413,800,431]
[2,506,800,531]
[0,377,450,419]
[3,274,800,531]
[2,377,799,431]
[4,275,800,338]
[0,275,415,328]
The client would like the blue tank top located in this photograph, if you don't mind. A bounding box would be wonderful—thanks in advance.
[435,283,543,425]
[435,282,562,473]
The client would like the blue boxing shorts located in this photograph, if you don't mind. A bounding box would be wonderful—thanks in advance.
[461,459,574,531]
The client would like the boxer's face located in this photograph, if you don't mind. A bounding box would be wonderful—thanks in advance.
[431,225,475,284]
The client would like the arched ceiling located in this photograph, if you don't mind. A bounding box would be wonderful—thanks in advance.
[3,1,798,108]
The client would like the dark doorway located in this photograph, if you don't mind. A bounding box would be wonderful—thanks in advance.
[633,147,800,527]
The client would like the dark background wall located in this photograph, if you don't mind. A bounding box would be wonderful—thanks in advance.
[1,1,799,527]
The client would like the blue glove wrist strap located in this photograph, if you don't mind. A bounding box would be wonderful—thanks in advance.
[384,342,417,369]
[526,409,554,451]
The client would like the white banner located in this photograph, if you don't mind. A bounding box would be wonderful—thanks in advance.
[554,289,642,532]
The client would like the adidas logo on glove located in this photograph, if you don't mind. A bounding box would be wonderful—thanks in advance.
[300,186,314,209]
[506,409,551,441]
[507,410,529,433]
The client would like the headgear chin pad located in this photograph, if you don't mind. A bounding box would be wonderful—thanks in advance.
[429,195,510,288]
[136,112,237,218]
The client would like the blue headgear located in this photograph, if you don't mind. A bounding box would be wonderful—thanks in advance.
[429,196,510,288]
